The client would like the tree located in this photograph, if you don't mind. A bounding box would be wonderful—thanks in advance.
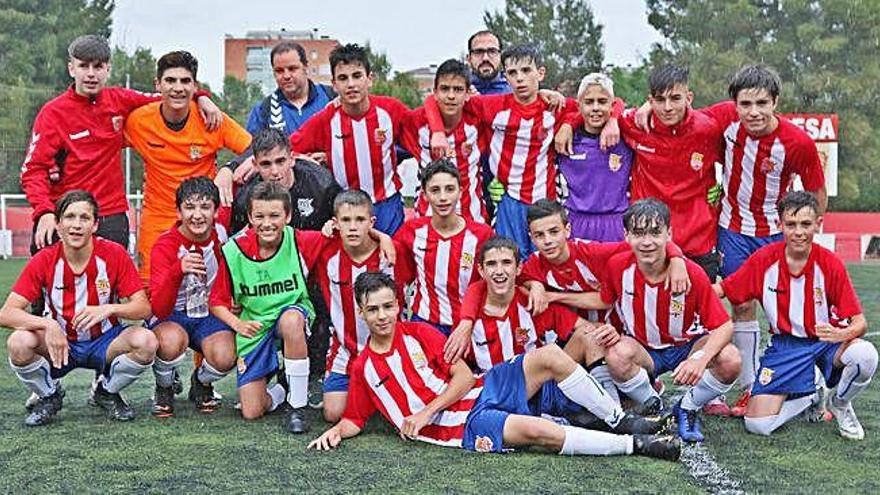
[363,44,422,108]
[108,46,158,92]
[218,75,263,127]
[647,0,880,211]
[484,0,604,92]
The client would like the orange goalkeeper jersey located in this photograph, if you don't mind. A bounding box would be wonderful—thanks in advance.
[126,101,251,279]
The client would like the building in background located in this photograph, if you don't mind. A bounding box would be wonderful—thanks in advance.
[404,64,437,98]
[224,29,338,94]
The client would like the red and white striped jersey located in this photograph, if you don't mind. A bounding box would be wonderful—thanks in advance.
[470,290,577,373]
[149,223,228,319]
[12,238,144,342]
[721,243,861,338]
[290,95,410,203]
[432,94,578,204]
[701,102,825,237]
[395,217,494,326]
[600,252,729,350]
[298,233,412,376]
[343,322,483,447]
[400,107,487,222]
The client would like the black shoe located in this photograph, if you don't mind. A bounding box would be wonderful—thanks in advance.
[633,434,681,461]
[152,384,175,418]
[172,369,184,395]
[93,382,135,421]
[285,407,310,434]
[613,411,667,435]
[188,369,220,413]
[24,387,65,427]
[635,396,665,416]
[564,410,612,432]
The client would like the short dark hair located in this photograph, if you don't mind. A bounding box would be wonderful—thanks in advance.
[434,59,471,89]
[176,176,219,209]
[479,236,520,265]
[354,271,397,307]
[248,180,291,216]
[467,30,502,52]
[648,65,689,97]
[329,43,370,77]
[526,199,568,227]
[501,44,543,70]
[252,128,290,160]
[157,50,198,80]
[728,64,781,101]
[55,190,99,219]
[419,159,461,189]
[270,40,307,66]
[623,198,671,233]
[777,190,820,218]
[333,189,373,216]
[67,35,110,63]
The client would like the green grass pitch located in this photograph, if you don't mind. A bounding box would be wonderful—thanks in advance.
[0,259,878,493]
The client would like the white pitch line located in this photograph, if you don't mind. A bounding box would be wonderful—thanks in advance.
[865,331,879,338]
[681,443,745,495]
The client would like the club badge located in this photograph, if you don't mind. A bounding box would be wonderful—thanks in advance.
[237,357,247,374]
[474,436,494,453]
[758,367,774,386]
[374,128,388,144]
[814,287,825,306]
[670,299,684,318]
[410,351,428,369]
[690,152,704,171]
[609,153,622,172]
[298,198,314,217]
[461,142,474,157]
[190,144,202,161]
[760,157,778,173]
[515,327,530,346]
[111,115,123,132]
[96,278,110,298]
[461,252,474,270]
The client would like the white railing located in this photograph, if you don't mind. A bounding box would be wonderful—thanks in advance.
[0,192,144,259]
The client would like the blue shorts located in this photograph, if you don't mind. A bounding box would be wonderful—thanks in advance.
[373,193,404,236]
[236,304,311,388]
[151,311,232,354]
[718,226,782,278]
[323,371,350,393]
[410,315,453,337]
[50,324,128,379]
[750,334,843,398]
[647,337,703,377]
[494,194,535,261]
[463,354,580,453]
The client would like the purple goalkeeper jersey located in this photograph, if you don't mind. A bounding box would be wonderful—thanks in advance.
[558,129,633,214]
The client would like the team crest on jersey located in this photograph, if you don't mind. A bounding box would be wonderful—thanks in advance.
[670,299,684,318]
[758,367,774,386]
[690,152,704,171]
[760,157,778,173]
[374,128,388,144]
[95,278,111,298]
[814,287,825,306]
[190,144,202,161]
[609,153,622,172]
[515,327,530,346]
[474,436,494,453]
[111,115,124,132]
[237,357,247,374]
[461,253,474,270]
[410,351,428,369]
[298,198,314,217]
[461,142,474,157]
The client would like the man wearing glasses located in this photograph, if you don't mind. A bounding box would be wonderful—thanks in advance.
[467,30,511,96]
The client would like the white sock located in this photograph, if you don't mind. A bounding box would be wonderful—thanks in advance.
[733,320,761,388]
[10,357,56,398]
[835,340,878,403]
[557,366,623,426]
[744,395,812,435]
[197,360,230,385]
[152,354,186,388]
[267,383,286,412]
[559,425,632,456]
[285,357,310,409]
[613,368,659,405]
[589,363,621,405]
[103,354,151,394]
[681,370,733,411]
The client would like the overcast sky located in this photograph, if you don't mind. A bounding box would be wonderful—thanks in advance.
[111,0,663,90]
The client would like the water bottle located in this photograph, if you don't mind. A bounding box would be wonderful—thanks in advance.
[184,247,208,318]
